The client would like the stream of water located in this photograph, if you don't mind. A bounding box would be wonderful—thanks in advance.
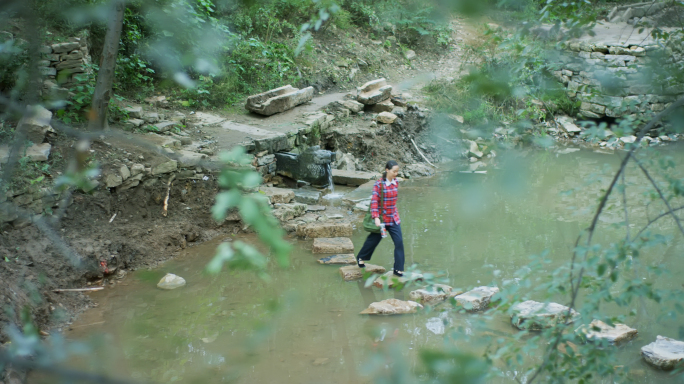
[56,145,684,384]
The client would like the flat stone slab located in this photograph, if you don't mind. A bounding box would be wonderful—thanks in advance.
[152,160,178,175]
[332,169,380,187]
[245,85,314,116]
[297,222,353,239]
[339,264,385,281]
[357,78,392,105]
[410,284,460,304]
[360,298,423,315]
[510,300,580,330]
[293,189,321,204]
[577,320,638,345]
[452,286,499,312]
[372,271,423,288]
[641,335,684,370]
[312,237,354,254]
[260,186,294,204]
[157,273,186,290]
[176,150,207,167]
[342,180,375,206]
[25,143,51,162]
[556,115,581,133]
[317,254,356,265]
[306,205,326,212]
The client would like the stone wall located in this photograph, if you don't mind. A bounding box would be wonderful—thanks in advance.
[552,38,684,119]
[39,32,92,100]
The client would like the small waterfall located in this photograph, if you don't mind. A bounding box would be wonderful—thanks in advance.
[323,163,343,200]
[326,163,334,194]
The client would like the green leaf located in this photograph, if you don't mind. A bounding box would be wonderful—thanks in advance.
[212,190,242,221]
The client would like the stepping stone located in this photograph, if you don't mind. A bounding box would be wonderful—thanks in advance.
[157,273,186,290]
[272,203,306,221]
[245,85,314,116]
[510,300,580,330]
[577,320,638,345]
[357,78,392,105]
[410,284,461,304]
[312,237,354,254]
[317,254,356,265]
[360,298,423,315]
[641,335,684,370]
[339,264,385,281]
[452,286,499,312]
[297,222,353,239]
[306,205,326,212]
[332,169,380,186]
[372,271,423,288]
[260,186,294,204]
[294,189,321,204]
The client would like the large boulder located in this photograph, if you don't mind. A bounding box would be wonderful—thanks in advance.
[410,284,459,304]
[245,85,314,116]
[17,105,52,143]
[312,237,354,254]
[275,146,336,187]
[360,298,423,315]
[641,335,684,370]
[260,186,294,204]
[157,273,186,290]
[317,254,356,264]
[335,152,356,172]
[577,320,638,345]
[332,169,380,186]
[357,78,392,105]
[452,286,499,312]
[510,300,580,330]
[339,264,385,281]
[297,222,353,238]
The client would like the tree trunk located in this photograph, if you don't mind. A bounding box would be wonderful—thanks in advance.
[88,0,125,130]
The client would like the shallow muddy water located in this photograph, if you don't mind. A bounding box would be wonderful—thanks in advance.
[57,145,684,384]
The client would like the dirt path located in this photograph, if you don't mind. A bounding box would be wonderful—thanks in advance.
[189,16,485,157]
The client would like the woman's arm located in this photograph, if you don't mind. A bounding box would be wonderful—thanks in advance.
[370,181,380,219]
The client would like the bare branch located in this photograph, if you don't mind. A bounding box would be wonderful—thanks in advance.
[621,170,630,242]
[634,205,684,240]
[634,158,684,236]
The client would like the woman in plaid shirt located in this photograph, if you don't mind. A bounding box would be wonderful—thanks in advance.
[356,160,405,276]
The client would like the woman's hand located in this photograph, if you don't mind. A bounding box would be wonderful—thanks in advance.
[374,218,381,227]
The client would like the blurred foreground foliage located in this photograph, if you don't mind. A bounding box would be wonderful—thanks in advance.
[2,0,684,383]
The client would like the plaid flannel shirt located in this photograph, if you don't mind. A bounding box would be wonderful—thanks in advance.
[370,178,400,225]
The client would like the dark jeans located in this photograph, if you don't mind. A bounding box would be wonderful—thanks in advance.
[357,224,405,272]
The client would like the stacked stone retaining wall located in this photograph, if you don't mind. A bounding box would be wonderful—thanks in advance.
[553,39,684,119]
[39,32,91,99]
